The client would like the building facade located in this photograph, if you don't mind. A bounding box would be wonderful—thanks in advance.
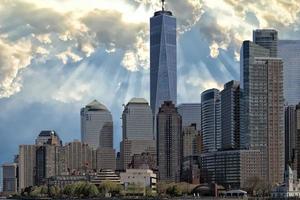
[122,98,154,140]
[278,40,300,105]
[81,100,113,150]
[253,29,278,57]
[201,89,221,152]
[19,145,36,191]
[120,139,156,170]
[201,150,263,189]
[285,105,297,171]
[183,124,201,157]
[2,163,18,195]
[178,103,201,131]
[60,140,96,175]
[157,101,182,182]
[96,147,116,170]
[150,8,177,115]
[220,80,240,150]
[240,41,270,149]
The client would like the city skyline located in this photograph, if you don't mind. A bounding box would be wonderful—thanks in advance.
[1,0,300,190]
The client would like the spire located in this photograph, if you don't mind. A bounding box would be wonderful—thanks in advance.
[161,0,165,11]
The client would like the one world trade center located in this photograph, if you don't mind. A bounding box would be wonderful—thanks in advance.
[150,0,177,115]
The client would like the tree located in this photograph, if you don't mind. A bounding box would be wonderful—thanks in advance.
[49,185,61,198]
[99,181,121,196]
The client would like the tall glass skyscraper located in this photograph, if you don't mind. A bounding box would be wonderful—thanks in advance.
[201,89,221,153]
[278,40,300,105]
[150,7,177,115]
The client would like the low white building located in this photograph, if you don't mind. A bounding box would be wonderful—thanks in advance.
[120,169,157,193]
[272,166,300,198]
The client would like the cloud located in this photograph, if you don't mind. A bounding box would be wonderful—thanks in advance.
[200,0,300,58]
[0,37,32,98]
[56,48,83,64]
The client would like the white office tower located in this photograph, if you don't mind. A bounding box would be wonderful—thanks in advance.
[81,100,113,150]
[121,98,156,170]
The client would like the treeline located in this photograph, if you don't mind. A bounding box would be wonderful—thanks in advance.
[16,181,197,199]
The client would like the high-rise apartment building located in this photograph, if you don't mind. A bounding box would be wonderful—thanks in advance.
[220,80,240,150]
[201,89,221,152]
[178,103,201,131]
[150,6,177,115]
[81,100,113,149]
[278,40,300,105]
[19,145,36,191]
[157,101,182,182]
[240,41,270,149]
[122,98,154,140]
[253,29,278,57]
[241,37,284,185]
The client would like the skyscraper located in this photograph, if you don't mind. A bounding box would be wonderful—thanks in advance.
[122,98,154,140]
[81,100,113,149]
[253,29,278,57]
[121,98,156,170]
[19,145,36,191]
[201,89,221,152]
[220,80,240,150]
[278,40,300,105]
[150,4,177,115]
[157,101,182,182]
[178,103,201,131]
[35,131,62,185]
[240,41,270,148]
[241,36,284,185]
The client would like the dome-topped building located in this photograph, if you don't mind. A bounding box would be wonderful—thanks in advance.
[81,100,113,150]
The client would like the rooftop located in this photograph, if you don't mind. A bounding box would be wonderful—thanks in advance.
[39,130,57,137]
[86,100,108,111]
[128,97,148,105]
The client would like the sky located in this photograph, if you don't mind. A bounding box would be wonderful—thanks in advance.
[0,0,300,169]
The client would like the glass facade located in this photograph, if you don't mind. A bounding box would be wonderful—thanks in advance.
[201,89,221,152]
[150,11,177,115]
[278,40,300,105]
[253,29,278,57]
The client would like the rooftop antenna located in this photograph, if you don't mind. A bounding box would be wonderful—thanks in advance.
[161,0,165,11]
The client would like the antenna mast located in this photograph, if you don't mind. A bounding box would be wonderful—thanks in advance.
[161,0,165,11]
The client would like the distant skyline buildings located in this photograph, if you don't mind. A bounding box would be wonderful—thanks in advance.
[201,89,221,153]
[81,100,113,150]
[278,40,300,105]
[150,8,177,115]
